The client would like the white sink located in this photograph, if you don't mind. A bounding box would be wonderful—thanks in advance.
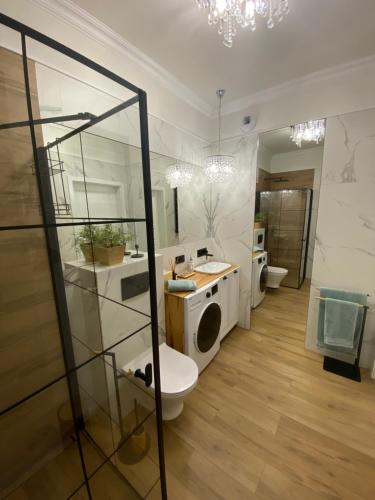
[194,261,231,275]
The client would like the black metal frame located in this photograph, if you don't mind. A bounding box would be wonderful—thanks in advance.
[0,111,97,130]
[0,12,167,499]
[298,188,313,288]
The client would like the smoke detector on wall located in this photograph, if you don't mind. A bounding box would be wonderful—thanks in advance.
[241,115,256,133]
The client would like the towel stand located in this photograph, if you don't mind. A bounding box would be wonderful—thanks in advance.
[314,297,367,308]
[315,296,370,382]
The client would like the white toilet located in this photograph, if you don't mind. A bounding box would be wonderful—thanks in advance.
[122,342,198,421]
[266,266,288,288]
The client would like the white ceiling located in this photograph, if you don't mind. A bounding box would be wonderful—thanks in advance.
[260,126,324,154]
[72,0,375,110]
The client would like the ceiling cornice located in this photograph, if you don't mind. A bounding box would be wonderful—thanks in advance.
[31,0,215,117]
[221,53,375,116]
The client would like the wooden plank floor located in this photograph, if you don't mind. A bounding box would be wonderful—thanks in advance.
[160,282,375,500]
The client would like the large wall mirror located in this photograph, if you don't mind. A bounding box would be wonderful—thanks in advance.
[34,62,192,262]
[42,121,186,257]
[255,125,324,289]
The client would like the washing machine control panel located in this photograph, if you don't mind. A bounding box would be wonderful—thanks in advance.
[206,283,218,298]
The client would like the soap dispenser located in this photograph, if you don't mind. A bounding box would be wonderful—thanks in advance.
[187,255,194,273]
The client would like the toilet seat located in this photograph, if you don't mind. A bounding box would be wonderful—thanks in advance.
[152,343,198,399]
[267,265,288,275]
[122,343,198,400]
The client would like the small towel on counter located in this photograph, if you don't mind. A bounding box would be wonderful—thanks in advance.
[167,279,197,292]
[323,298,359,348]
[317,287,367,355]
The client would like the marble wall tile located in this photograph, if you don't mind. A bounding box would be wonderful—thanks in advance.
[305,108,375,368]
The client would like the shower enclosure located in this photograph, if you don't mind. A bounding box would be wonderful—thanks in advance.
[0,14,166,500]
[258,188,312,288]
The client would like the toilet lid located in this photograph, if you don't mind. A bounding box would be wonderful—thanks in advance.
[122,343,198,399]
[157,343,199,397]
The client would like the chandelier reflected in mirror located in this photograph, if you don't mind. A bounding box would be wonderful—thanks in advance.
[196,0,289,47]
[204,89,236,183]
[165,161,194,188]
[291,119,326,148]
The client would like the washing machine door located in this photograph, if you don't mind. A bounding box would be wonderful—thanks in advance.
[259,264,268,292]
[195,302,221,353]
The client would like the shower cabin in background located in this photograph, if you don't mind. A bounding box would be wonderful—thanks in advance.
[257,188,312,288]
[255,125,324,289]
[0,14,166,500]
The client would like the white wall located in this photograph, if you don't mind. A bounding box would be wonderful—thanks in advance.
[305,107,375,369]
[257,144,272,173]
[0,0,213,141]
[270,147,324,278]
[222,56,375,141]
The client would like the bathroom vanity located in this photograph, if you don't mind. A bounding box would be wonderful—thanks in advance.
[164,265,240,370]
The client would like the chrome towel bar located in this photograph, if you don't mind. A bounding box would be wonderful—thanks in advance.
[314,297,369,309]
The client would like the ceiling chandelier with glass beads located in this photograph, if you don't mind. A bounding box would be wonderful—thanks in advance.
[204,89,236,183]
[196,0,289,47]
[165,161,194,188]
[290,119,326,148]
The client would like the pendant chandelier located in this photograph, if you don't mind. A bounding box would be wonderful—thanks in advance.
[291,119,326,148]
[166,161,194,188]
[204,89,235,183]
[196,0,289,47]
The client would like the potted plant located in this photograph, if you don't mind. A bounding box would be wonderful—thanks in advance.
[254,212,266,229]
[74,225,98,263]
[95,224,132,266]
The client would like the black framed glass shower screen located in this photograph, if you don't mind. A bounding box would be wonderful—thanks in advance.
[0,14,166,500]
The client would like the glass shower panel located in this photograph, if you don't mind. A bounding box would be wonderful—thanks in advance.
[1,19,165,499]
[51,100,162,497]
[260,189,311,288]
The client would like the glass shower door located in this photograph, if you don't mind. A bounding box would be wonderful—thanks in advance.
[0,17,166,500]
[260,188,312,288]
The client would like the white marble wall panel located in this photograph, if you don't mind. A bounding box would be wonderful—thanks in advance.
[175,135,258,329]
[305,108,375,368]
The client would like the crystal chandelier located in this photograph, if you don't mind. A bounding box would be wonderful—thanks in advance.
[204,89,236,183]
[166,161,194,188]
[196,0,289,47]
[291,119,326,148]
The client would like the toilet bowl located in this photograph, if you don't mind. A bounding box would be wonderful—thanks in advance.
[266,266,288,288]
[122,343,198,421]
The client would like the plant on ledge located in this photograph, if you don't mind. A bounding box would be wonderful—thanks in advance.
[74,225,99,263]
[95,224,133,266]
[254,212,266,228]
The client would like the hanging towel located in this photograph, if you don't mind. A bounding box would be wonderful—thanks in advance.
[323,298,359,348]
[317,288,367,355]
[167,279,197,292]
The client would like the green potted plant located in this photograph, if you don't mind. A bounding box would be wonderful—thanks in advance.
[95,224,132,266]
[254,212,266,229]
[74,225,98,263]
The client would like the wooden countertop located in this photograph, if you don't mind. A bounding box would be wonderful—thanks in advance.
[164,264,240,299]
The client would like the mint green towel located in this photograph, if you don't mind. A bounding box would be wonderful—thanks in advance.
[317,288,367,354]
[324,298,359,348]
[167,280,197,292]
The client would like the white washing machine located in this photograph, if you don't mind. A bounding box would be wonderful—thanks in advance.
[184,279,222,373]
[251,251,268,308]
